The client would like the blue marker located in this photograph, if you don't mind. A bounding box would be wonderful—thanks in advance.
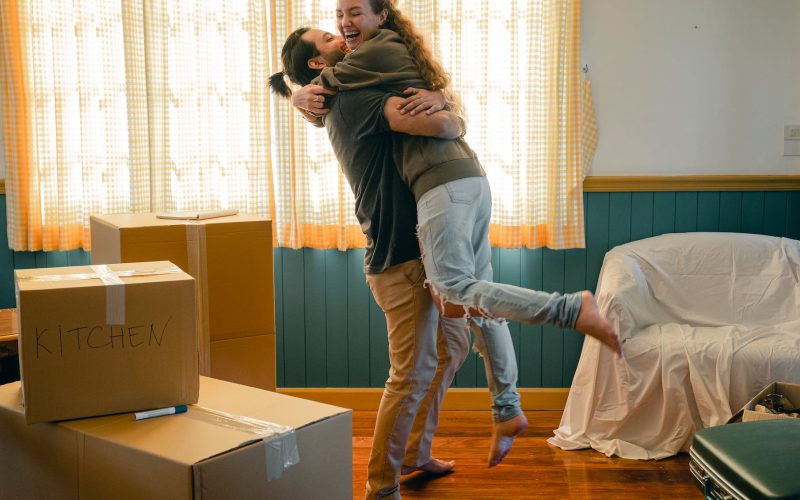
[134,405,188,421]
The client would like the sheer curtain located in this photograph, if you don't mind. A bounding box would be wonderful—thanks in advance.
[1,0,276,251]
[1,0,135,251]
[0,0,594,252]
[403,0,596,249]
[267,0,597,250]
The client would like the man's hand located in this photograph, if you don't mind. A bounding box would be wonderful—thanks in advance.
[291,85,336,116]
[396,87,445,116]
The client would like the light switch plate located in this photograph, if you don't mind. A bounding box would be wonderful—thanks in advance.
[784,125,800,156]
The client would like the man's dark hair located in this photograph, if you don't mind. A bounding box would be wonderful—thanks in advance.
[268,27,321,98]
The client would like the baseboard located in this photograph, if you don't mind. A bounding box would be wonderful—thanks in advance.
[276,387,569,411]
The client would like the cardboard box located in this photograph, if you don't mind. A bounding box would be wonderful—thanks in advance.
[210,334,276,392]
[15,261,197,424]
[0,377,352,499]
[90,213,275,390]
[732,381,800,423]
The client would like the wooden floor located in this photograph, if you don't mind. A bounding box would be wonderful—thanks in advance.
[352,410,702,499]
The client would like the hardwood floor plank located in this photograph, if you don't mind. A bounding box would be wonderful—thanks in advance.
[351,410,701,499]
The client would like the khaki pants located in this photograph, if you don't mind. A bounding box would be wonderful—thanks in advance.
[364,259,470,499]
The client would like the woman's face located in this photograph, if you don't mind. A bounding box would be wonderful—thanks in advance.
[336,0,387,52]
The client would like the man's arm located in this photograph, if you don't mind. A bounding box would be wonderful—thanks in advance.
[384,96,464,139]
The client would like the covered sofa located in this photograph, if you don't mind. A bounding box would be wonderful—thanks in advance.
[549,232,800,459]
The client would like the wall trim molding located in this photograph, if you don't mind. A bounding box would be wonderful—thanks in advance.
[583,175,800,192]
[277,387,569,411]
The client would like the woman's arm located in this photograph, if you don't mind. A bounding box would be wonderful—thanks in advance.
[396,87,446,116]
[313,30,426,92]
[384,96,463,139]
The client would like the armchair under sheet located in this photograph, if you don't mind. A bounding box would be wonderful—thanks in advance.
[549,232,800,459]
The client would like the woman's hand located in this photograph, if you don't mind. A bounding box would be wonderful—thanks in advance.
[291,85,336,116]
[397,87,446,116]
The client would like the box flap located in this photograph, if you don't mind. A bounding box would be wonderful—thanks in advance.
[15,261,193,292]
[0,381,279,466]
[0,377,348,466]
[197,377,348,429]
[63,406,268,466]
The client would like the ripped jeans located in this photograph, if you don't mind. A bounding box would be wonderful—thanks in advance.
[416,176,583,422]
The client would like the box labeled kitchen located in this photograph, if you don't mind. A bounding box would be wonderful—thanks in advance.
[15,261,197,424]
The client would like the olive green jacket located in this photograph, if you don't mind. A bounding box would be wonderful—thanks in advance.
[313,29,484,201]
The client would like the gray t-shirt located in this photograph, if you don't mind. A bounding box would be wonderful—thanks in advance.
[324,87,420,274]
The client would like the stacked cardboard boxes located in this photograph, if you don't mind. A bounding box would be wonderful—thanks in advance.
[90,213,275,391]
[3,239,353,498]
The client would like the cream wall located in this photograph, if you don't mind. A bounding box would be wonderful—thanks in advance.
[582,0,800,175]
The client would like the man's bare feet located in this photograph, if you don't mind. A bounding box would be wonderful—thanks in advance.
[488,413,528,467]
[574,291,622,357]
[401,457,455,475]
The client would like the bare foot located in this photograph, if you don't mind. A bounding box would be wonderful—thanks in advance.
[401,457,455,475]
[574,291,622,357]
[488,413,528,467]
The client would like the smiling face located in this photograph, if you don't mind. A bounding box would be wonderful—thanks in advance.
[336,0,387,52]
[300,28,349,68]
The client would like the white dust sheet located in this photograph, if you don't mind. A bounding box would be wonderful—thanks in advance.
[549,232,800,459]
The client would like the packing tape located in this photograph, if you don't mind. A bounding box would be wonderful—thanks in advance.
[90,265,126,325]
[19,265,183,326]
[192,406,300,481]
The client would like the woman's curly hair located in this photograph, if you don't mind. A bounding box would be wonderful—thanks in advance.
[369,0,463,116]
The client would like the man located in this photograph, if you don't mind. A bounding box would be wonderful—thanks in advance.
[271,28,471,499]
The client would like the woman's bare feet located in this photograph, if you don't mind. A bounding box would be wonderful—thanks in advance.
[574,291,622,357]
[401,457,455,475]
[488,413,528,467]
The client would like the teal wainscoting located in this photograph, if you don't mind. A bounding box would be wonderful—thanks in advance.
[2,191,800,388]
